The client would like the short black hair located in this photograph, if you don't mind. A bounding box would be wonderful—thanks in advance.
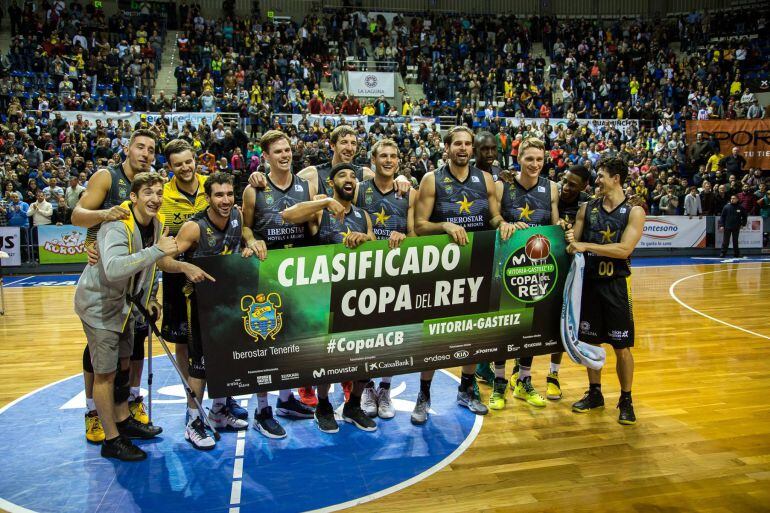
[567,165,590,184]
[330,162,357,181]
[204,172,233,196]
[597,157,628,183]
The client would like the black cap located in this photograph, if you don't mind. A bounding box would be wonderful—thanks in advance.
[329,162,357,181]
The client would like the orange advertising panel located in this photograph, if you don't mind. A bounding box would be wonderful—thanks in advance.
[686,119,770,170]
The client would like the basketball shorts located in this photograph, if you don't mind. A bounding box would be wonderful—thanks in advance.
[162,272,189,344]
[578,276,635,349]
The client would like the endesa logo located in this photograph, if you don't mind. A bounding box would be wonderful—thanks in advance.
[643,218,678,239]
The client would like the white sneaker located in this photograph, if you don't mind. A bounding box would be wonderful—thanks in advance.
[209,407,248,430]
[361,386,378,418]
[185,417,216,450]
[377,387,395,419]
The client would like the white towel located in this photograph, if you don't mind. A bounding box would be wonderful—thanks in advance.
[560,253,606,370]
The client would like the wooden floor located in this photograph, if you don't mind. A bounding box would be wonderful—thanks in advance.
[1,262,769,512]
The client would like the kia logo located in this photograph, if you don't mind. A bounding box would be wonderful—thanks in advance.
[454,350,469,359]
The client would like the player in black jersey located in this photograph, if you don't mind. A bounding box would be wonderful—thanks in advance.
[160,173,259,447]
[566,157,645,425]
[72,129,157,442]
[413,126,515,424]
[354,138,415,419]
[240,130,317,431]
[282,163,376,434]
[472,131,503,182]
[540,164,593,401]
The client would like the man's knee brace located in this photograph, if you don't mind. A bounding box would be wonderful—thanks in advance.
[131,333,145,361]
[113,366,131,403]
[83,345,94,373]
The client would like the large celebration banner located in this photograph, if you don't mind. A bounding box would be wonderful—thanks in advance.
[686,119,770,170]
[193,227,568,396]
[638,216,707,248]
[37,225,88,264]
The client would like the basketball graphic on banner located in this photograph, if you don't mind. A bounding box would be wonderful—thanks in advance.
[525,234,551,261]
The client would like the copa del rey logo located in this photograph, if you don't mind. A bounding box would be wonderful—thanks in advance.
[44,230,86,255]
[642,218,678,239]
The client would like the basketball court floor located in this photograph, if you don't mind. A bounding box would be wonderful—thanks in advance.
[0,256,768,513]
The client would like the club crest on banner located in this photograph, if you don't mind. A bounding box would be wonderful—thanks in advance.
[241,292,283,341]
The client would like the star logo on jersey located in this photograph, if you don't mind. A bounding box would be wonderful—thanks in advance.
[517,202,534,222]
[456,195,474,215]
[374,207,391,226]
[599,225,616,243]
[241,292,283,341]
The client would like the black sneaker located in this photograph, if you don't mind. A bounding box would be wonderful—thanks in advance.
[101,435,147,461]
[253,406,287,439]
[342,402,377,432]
[314,400,339,434]
[118,416,163,439]
[276,394,315,418]
[227,396,249,420]
[572,388,605,413]
[617,395,636,425]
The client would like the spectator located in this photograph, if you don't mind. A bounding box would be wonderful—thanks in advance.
[27,190,53,226]
[3,192,28,227]
[720,147,747,178]
[64,175,85,209]
[52,196,72,225]
[719,195,747,257]
[683,186,702,217]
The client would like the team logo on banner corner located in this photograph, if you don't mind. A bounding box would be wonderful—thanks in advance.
[241,292,283,341]
[503,234,558,303]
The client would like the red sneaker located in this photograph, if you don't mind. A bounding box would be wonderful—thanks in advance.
[342,381,353,402]
[298,386,318,407]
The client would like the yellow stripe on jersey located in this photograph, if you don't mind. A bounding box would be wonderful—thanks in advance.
[159,174,209,235]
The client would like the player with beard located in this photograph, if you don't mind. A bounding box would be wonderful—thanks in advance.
[241,130,316,437]
[160,173,255,448]
[72,129,158,442]
[412,126,515,425]
[160,139,249,424]
[489,138,560,411]
[281,163,376,434]
[354,138,415,419]
[565,157,644,425]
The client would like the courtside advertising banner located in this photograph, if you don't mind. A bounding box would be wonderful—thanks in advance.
[193,227,568,396]
[686,119,770,169]
[638,216,706,248]
[347,71,395,97]
[0,227,22,266]
[37,225,88,264]
[715,216,764,249]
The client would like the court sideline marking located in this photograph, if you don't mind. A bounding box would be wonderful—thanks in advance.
[668,266,769,341]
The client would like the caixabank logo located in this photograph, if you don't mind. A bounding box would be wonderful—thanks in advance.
[503,234,558,303]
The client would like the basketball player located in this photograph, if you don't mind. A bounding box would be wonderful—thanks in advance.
[281,162,377,434]
[161,173,254,448]
[72,129,157,442]
[412,126,515,424]
[354,138,415,419]
[565,157,644,425]
[241,130,316,436]
[488,138,560,411]
[471,131,503,386]
[160,139,248,422]
[73,172,170,460]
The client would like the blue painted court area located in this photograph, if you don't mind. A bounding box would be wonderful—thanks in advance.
[0,358,480,513]
[2,256,768,289]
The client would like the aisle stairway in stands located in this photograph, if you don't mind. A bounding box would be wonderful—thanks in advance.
[155,31,181,97]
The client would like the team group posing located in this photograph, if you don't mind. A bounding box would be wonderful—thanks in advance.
[73,124,644,462]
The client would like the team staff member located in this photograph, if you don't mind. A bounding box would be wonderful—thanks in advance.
[241,130,317,435]
[566,157,645,425]
[719,194,747,258]
[355,138,415,419]
[161,173,253,448]
[490,137,560,411]
[282,163,377,434]
[413,126,515,424]
[72,129,157,442]
[73,172,171,461]
[159,139,249,422]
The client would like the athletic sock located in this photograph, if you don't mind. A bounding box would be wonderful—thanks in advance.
[459,372,474,392]
[519,365,532,380]
[257,394,268,413]
[589,383,602,393]
[278,389,292,401]
[420,379,432,400]
[550,363,560,374]
[129,387,140,401]
[494,361,506,379]
[620,390,632,400]
[187,407,200,421]
[86,398,96,412]
[115,417,130,429]
[347,393,361,408]
[379,380,391,390]
[211,397,226,413]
